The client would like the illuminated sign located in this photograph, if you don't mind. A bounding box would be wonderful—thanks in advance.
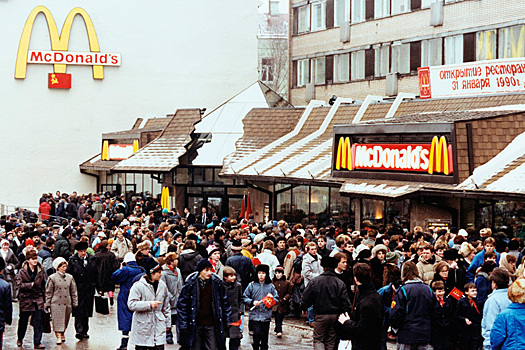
[418,58,525,99]
[15,6,121,85]
[335,136,453,175]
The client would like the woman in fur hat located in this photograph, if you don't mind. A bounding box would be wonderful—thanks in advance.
[45,257,78,344]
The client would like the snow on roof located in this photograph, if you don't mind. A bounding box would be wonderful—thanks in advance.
[470,104,525,112]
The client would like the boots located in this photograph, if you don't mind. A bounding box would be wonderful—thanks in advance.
[166,328,174,344]
[56,332,62,345]
[116,335,129,350]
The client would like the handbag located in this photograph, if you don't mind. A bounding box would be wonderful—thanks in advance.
[94,295,110,315]
[42,312,52,333]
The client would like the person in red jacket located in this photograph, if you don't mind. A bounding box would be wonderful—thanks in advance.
[38,200,51,222]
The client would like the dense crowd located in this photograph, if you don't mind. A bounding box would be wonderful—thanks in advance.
[0,191,525,350]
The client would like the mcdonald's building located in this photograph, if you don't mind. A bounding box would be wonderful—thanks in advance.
[0,1,258,208]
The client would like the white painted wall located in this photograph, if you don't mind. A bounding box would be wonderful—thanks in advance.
[0,0,258,208]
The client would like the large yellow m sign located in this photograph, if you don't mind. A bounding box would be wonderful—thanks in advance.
[15,6,104,79]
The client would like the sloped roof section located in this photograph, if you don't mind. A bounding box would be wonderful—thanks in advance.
[79,154,120,172]
[457,131,525,195]
[112,109,201,172]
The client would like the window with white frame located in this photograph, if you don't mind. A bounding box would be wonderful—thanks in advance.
[298,5,311,33]
[391,43,410,74]
[334,53,350,82]
[374,0,390,19]
[335,0,350,27]
[476,29,497,61]
[261,58,274,82]
[391,0,410,15]
[313,57,326,85]
[298,59,310,86]
[351,51,365,80]
[374,45,390,77]
[351,0,365,23]
[311,1,326,31]
[422,0,440,8]
[499,25,525,59]
[445,35,463,64]
[421,38,443,67]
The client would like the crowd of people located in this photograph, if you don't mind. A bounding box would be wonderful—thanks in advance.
[0,191,525,350]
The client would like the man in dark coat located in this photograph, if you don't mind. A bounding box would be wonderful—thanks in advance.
[337,263,383,350]
[67,241,98,340]
[301,256,351,350]
[95,240,119,305]
[15,249,46,348]
[176,259,232,350]
[225,240,256,291]
[53,228,73,259]
[0,257,13,349]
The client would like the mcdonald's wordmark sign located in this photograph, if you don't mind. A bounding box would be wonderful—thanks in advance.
[334,135,454,177]
[15,6,121,88]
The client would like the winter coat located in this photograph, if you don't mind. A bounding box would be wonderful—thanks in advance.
[431,297,452,350]
[160,265,183,314]
[92,201,104,222]
[53,234,71,259]
[38,247,54,276]
[475,271,492,305]
[224,281,243,339]
[390,278,438,345]
[67,253,98,318]
[128,276,171,347]
[301,252,322,287]
[490,302,525,350]
[338,282,383,350]
[272,278,293,314]
[283,248,301,281]
[256,249,280,279]
[225,252,256,291]
[95,247,119,293]
[111,237,132,261]
[45,272,78,332]
[457,296,482,334]
[467,249,501,282]
[417,255,440,285]
[177,249,202,282]
[210,259,224,280]
[275,248,288,266]
[16,261,46,312]
[66,202,77,220]
[301,270,351,315]
[0,248,18,282]
[482,288,511,350]
[176,272,232,349]
[0,277,12,333]
[243,280,279,322]
[370,257,385,290]
[111,261,144,332]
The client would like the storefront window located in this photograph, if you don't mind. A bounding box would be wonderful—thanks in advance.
[193,168,204,184]
[276,184,292,221]
[330,187,353,226]
[385,199,410,229]
[152,176,162,199]
[362,199,385,226]
[173,168,189,185]
[310,186,329,226]
[229,197,243,219]
[292,185,309,225]
[491,201,525,238]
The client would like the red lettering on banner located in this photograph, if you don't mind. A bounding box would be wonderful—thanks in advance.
[30,51,43,62]
[54,52,63,62]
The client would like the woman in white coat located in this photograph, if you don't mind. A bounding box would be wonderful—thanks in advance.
[256,240,280,279]
[128,262,171,349]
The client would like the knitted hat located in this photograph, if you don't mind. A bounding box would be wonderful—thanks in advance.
[162,208,169,214]
[123,252,135,263]
[25,239,35,247]
[385,251,398,263]
[206,244,220,257]
[52,257,67,270]
[231,240,242,251]
[195,258,213,273]
[137,241,150,251]
[241,239,252,249]
[0,239,9,247]
[275,265,285,273]
[457,229,468,237]
[25,249,38,260]
[75,241,88,251]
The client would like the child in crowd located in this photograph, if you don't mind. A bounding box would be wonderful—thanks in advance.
[243,264,279,350]
[457,283,482,350]
[272,265,293,338]
[223,266,243,350]
[430,281,452,350]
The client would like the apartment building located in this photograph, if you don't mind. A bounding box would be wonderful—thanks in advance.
[289,0,525,105]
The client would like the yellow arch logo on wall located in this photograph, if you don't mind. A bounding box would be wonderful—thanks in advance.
[15,6,104,79]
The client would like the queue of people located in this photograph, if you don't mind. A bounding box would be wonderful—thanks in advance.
[1,191,525,350]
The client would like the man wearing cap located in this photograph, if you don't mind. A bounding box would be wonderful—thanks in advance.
[112,252,145,350]
[67,241,98,340]
[15,249,46,348]
[0,257,13,349]
[301,256,351,350]
[176,259,232,350]
[226,239,256,291]
[481,267,511,350]
[128,260,170,350]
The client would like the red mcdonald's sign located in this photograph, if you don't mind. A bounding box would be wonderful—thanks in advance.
[418,67,432,99]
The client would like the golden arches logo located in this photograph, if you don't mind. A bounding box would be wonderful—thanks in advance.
[428,136,452,175]
[335,137,352,170]
[15,6,104,80]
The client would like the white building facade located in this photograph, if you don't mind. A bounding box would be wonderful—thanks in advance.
[0,0,258,208]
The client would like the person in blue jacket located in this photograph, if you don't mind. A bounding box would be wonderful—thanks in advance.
[467,237,500,282]
[490,277,525,350]
[390,261,438,350]
[482,268,511,350]
[243,264,279,350]
[0,257,13,348]
[111,252,144,350]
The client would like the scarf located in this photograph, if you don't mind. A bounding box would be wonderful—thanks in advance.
[469,299,480,314]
